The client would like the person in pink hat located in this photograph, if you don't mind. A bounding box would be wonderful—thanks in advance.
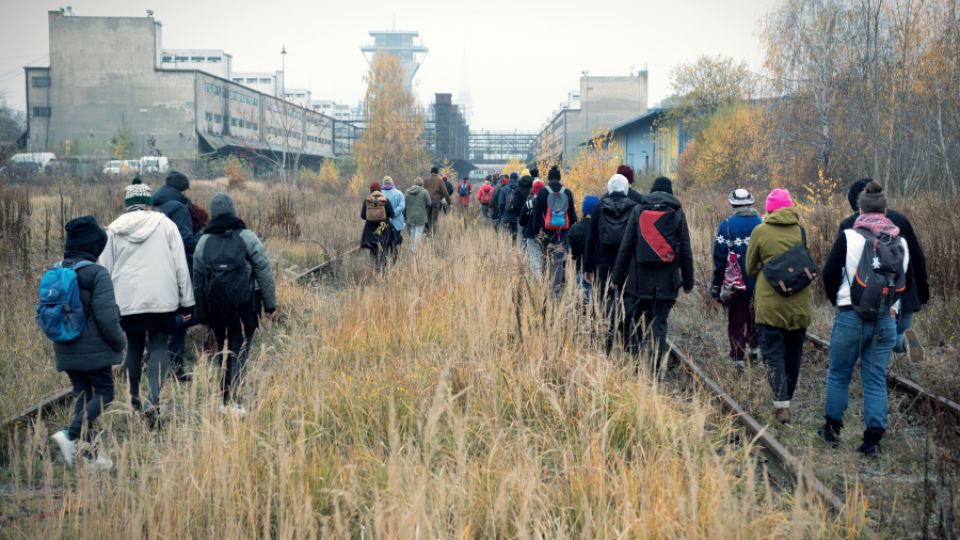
[745,188,814,424]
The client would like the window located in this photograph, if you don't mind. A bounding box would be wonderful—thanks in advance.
[232,78,243,83]
[32,107,51,117]
[175,56,188,62]
[205,112,213,122]
[230,118,237,127]
[259,78,271,84]
[31,76,51,88]
[207,56,221,63]
[161,56,173,62]
[191,56,204,62]
[246,78,258,83]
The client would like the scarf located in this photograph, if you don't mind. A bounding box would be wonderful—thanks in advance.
[732,207,760,218]
[854,213,899,237]
[204,213,247,235]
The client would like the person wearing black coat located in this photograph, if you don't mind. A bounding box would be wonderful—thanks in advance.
[838,178,929,360]
[530,166,579,290]
[360,182,396,272]
[49,216,125,469]
[501,174,532,242]
[610,177,694,365]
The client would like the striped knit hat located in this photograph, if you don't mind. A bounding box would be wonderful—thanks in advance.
[124,177,152,208]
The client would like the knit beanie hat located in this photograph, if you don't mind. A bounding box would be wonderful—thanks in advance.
[765,188,793,213]
[500,177,509,185]
[728,188,755,207]
[847,178,871,212]
[547,165,562,182]
[369,181,381,192]
[430,166,439,174]
[651,176,673,195]
[531,179,545,196]
[857,181,887,214]
[616,164,635,185]
[210,192,237,218]
[124,177,152,207]
[509,172,518,181]
[581,195,600,217]
[530,167,540,178]
[165,170,190,192]
[382,176,394,188]
[607,174,629,195]
[64,215,107,254]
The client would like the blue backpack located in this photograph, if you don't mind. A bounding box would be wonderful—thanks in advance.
[36,260,94,342]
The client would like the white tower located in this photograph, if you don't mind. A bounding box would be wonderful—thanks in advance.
[361,29,428,95]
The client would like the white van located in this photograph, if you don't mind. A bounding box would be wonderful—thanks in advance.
[1,152,56,177]
[139,156,170,176]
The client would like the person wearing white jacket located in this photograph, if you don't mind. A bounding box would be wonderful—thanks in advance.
[99,179,195,419]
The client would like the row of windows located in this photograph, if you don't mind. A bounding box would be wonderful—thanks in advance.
[203,112,258,130]
[162,55,222,64]
[203,83,258,107]
[33,107,51,117]
[31,76,51,88]
[233,77,273,85]
[305,135,332,145]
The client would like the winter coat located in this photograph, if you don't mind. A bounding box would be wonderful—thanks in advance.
[192,214,277,324]
[444,179,454,196]
[424,174,450,206]
[490,184,505,220]
[360,193,396,249]
[530,180,578,239]
[99,210,195,316]
[567,217,591,272]
[837,210,928,313]
[53,252,126,372]
[497,177,520,223]
[152,185,197,263]
[381,185,406,231]
[476,183,494,205]
[712,208,763,294]
[584,192,639,273]
[501,177,532,224]
[823,216,910,312]
[745,207,812,330]
[610,191,694,300]
[456,181,472,200]
[404,185,432,227]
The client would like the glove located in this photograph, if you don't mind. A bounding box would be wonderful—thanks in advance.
[709,285,721,301]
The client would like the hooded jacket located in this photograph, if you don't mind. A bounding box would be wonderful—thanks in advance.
[424,173,450,206]
[476,183,494,205]
[54,251,126,372]
[152,185,197,262]
[530,180,578,239]
[823,214,910,311]
[490,183,505,220]
[745,207,812,330]
[500,176,531,224]
[584,192,639,273]
[711,208,763,294]
[99,210,195,316]
[404,185,432,226]
[610,191,694,300]
[381,184,406,231]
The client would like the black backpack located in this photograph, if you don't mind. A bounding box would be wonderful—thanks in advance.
[502,185,517,214]
[761,226,818,296]
[202,230,253,306]
[597,196,638,246]
[635,203,682,264]
[849,228,906,321]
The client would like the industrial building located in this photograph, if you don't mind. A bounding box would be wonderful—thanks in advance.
[534,72,649,165]
[587,107,692,179]
[24,11,338,171]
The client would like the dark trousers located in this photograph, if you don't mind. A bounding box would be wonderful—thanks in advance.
[757,324,806,403]
[65,367,115,442]
[211,323,257,404]
[168,313,200,375]
[544,240,568,292]
[427,203,441,235]
[727,294,758,360]
[596,265,627,354]
[125,330,170,409]
[505,222,518,242]
[625,295,675,362]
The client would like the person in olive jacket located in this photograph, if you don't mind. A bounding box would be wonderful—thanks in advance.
[49,216,125,470]
[745,189,812,424]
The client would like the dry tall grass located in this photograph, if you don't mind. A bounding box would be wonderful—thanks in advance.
[2,204,861,537]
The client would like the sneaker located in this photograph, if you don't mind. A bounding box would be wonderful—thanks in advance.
[774,407,791,424]
[904,329,924,363]
[82,453,114,471]
[50,430,77,467]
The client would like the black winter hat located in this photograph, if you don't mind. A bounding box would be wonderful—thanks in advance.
[64,215,107,254]
[858,181,887,214]
[165,170,190,192]
[530,167,539,178]
[510,172,518,180]
[847,178,871,212]
[430,166,439,174]
[651,176,673,195]
[547,165,561,182]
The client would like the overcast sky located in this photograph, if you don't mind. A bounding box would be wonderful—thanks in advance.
[0,0,775,131]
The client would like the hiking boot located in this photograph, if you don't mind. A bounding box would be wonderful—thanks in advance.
[818,417,843,448]
[82,453,114,471]
[858,427,884,457]
[50,430,77,467]
[774,407,791,424]
[143,405,162,430]
[904,329,924,363]
[748,348,759,362]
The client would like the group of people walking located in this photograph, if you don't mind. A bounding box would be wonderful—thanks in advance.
[42,172,276,469]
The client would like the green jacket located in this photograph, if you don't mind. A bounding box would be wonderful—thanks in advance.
[193,225,276,322]
[404,185,432,227]
[745,207,812,330]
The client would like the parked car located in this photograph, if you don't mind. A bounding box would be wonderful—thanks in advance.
[139,156,170,176]
[102,160,123,175]
[1,152,55,179]
[123,159,141,174]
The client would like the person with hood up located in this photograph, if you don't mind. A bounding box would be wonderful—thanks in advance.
[360,181,396,272]
[615,164,645,204]
[840,178,928,362]
[500,172,530,243]
[380,176,405,258]
[709,189,763,369]
[745,188,812,424]
[423,167,450,235]
[99,178,195,422]
[152,171,197,381]
[531,166,579,290]
[819,182,909,456]
[610,177,693,365]
[490,175,509,228]
[476,176,495,221]
[568,195,599,302]
[404,177,433,252]
[48,216,125,470]
[585,174,641,353]
[519,172,546,276]
[193,193,277,416]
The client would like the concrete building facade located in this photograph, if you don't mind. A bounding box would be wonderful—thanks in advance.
[24,11,336,169]
[161,49,233,79]
[590,107,692,180]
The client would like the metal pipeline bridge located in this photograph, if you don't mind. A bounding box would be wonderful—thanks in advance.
[467,130,538,165]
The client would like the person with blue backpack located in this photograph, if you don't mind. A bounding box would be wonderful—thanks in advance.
[709,189,763,370]
[530,166,578,290]
[42,216,125,470]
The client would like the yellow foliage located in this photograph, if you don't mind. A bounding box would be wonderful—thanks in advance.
[313,159,341,192]
[564,131,622,198]
[348,173,366,197]
[677,105,772,190]
[794,167,842,216]
[500,158,525,176]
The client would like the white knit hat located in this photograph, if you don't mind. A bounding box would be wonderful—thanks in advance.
[728,188,755,207]
[607,174,629,195]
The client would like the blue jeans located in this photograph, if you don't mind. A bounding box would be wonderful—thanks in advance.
[891,309,915,353]
[824,309,896,430]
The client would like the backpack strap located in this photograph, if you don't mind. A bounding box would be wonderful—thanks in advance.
[798,225,807,248]
[71,260,95,271]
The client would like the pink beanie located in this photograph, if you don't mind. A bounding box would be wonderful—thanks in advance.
[765,188,793,213]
